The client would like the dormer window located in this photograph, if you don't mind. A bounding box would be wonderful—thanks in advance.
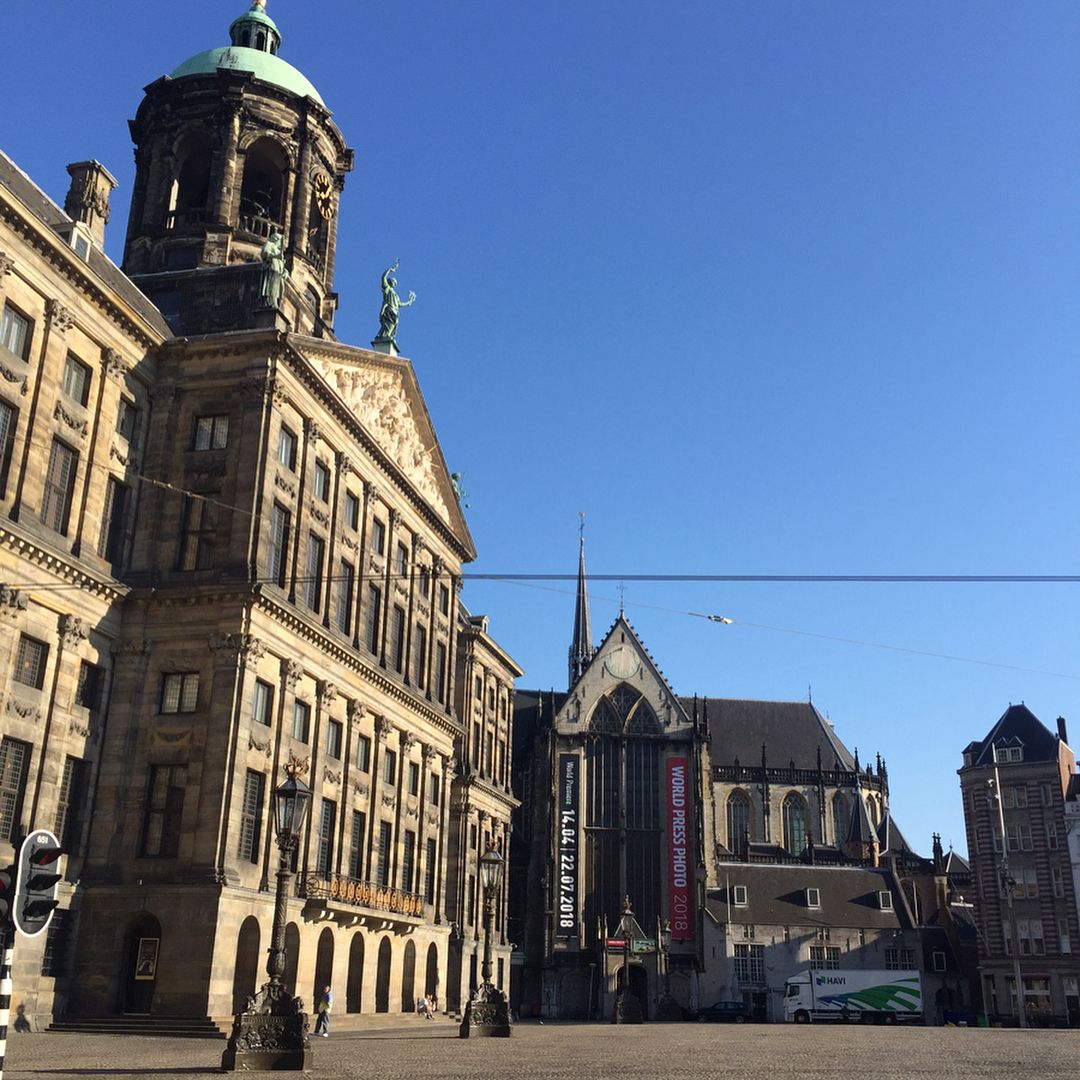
[733,884,748,907]
[805,887,821,909]
[879,891,894,912]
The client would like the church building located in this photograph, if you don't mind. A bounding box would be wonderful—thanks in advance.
[0,0,518,1029]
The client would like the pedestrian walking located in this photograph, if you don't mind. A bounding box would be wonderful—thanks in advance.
[314,984,333,1037]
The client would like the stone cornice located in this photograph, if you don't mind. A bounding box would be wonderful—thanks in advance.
[0,525,128,602]
[255,591,463,741]
[0,191,166,351]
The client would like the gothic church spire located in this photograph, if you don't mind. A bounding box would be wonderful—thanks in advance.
[568,520,596,689]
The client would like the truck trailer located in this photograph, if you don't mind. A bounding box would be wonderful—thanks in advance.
[783,969,923,1024]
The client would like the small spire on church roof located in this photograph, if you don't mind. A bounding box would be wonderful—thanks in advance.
[568,516,596,690]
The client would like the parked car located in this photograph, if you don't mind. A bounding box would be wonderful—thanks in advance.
[694,1001,749,1023]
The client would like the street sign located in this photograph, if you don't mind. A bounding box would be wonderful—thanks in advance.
[632,939,656,954]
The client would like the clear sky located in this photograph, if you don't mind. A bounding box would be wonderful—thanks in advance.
[4,1,1078,858]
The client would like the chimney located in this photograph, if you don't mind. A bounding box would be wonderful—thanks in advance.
[64,161,117,248]
[1057,716,1069,746]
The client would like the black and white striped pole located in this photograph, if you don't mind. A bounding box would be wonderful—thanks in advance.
[0,922,12,1080]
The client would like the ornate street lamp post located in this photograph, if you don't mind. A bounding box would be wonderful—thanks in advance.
[223,758,313,1071]
[613,897,643,1024]
[460,846,511,1037]
[656,919,682,1021]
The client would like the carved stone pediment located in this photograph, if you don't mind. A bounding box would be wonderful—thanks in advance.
[306,354,449,521]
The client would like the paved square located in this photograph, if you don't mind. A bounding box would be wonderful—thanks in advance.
[4,1022,1078,1079]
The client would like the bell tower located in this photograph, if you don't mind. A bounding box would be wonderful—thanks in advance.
[122,1,354,337]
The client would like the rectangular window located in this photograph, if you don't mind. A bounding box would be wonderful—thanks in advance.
[365,584,382,654]
[485,733,494,774]
[316,799,336,875]
[14,634,49,689]
[438,583,449,615]
[326,719,343,760]
[412,624,428,690]
[809,945,840,970]
[418,565,430,598]
[277,425,297,470]
[734,943,765,984]
[336,560,355,634]
[141,764,187,857]
[41,438,78,534]
[160,672,199,713]
[395,541,408,578]
[472,723,481,769]
[408,761,420,797]
[430,773,440,806]
[932,950,947,973]
[377,821,392,887]
[75,660,104,711]
[0,738,29,842]
[356,734,371,773]
[252,679,273,726]
[390,604,405,672]
[878,890,894,911]
[178,495,216,570]
[383,748,396,785]
[193,414,229,450]
[292,700,310,742]
[425,837,437,903]
[313,460,330,502]
[237,770,264,864]
[1046,822,1059,850]
[268,502,291,587]
[1059,919,1071,955]
[54,756,88,853]
[1013,785,1028,807]
[62,353,91,405]
[343,490,360,531]
[1052,866,1065,899]
[468,873,476,926]
[436,642,448,703]
[97,476,128,565]
[885,946,916,970]
[40,909,71,978]
[116,396,138,442]
[732,884,748,906]
[304,533,325,611]
[371,517,386,555]
[0,398,18,497]
[349,810,366,879]
[0,303,31,360]
[402,829,416,892]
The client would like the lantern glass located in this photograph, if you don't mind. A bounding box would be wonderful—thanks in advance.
[478,846,504,894]
[661,920,672,950]
[273,773,312,842]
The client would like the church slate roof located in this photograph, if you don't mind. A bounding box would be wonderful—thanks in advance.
[0,151,173,340]
[687,697,858,772]
[708,863,908,929]
[963,703,1061,767]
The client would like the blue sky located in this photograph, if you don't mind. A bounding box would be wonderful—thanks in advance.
[4,1,1078,856]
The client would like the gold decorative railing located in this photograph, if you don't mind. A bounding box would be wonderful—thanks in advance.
[297,872,426,918]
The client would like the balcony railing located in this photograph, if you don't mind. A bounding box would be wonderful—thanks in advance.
[238,213,281,240]
[164,208,208,231]
[297,871,426,919]
[713,765,887,792]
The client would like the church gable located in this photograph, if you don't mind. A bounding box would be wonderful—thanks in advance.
[556,616,691,735]
[295,337,471,544]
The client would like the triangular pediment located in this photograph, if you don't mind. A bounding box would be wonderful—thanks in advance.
[555,615,692,735]
[292,337,473,554]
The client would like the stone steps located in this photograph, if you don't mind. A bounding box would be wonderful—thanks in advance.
[48,1016,226,1040]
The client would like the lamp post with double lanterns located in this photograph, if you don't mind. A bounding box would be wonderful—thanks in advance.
[460,845,511,1037]
[223,758,313,1071]
[656,918,682,1021]
[613,897,644,1024]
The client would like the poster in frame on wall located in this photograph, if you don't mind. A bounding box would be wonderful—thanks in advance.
[134,936,160,980]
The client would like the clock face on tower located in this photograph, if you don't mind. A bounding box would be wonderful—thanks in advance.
[313,172,335,220]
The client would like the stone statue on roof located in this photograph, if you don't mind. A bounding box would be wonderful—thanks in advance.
[373,259,416,351]
[258,229,289,310]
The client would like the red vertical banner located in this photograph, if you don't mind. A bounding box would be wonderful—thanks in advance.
[667,756,694,940]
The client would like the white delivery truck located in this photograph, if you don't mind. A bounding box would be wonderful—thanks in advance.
[784,969,923,1024]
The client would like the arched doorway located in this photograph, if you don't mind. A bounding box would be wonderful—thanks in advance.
[313,928,334,1009]
[121,913,162,1014]
[616,963,649,1020]
[424,943,439,1003]
[346,934,365,1013]
[375,937,392,1013]
[284,923,300,997]
[400,940,416,1013]
[232,917,261,1013]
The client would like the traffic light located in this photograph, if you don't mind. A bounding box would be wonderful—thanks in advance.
[0,863,15,927]
[14,829,63,938]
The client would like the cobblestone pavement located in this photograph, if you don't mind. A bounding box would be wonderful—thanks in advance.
[4,1022,1079,1079]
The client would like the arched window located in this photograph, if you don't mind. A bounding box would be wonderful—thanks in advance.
[167,132,213,229]
[782,793,808,855]
[866,795,880,827]
[726,791,752,852]
[239,137,289,235]
[831,793,848,846]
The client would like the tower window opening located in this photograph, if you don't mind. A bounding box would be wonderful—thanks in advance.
[256,31,266,50]
[239,138,288,237]
[167,134,212,231]
[241,29,251,46]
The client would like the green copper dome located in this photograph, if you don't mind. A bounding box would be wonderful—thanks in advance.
[169,2,324,106]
